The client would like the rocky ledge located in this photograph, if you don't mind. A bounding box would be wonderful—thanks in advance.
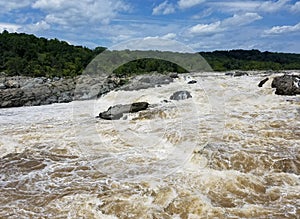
[0,73,178,108]
[0,75,123,108]
[271,74,300,95]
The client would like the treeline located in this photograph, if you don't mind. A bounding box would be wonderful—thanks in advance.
[1,31,300,78]
[0,31,105,77]
[200,50,300,71]
[113,58,188,77]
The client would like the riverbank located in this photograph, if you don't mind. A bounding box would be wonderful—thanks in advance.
[0,70,299,108]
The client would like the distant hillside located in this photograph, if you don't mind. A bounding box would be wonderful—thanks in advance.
[0,31,105,77]
[1,32,300,77]
[200,50,300,71]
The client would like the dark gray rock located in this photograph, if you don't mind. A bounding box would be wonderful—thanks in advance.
[233,71,249,77]
[169,73,179,79]
[225,72,234,76]
[58,92,73,103]
[99,102,149,120]
[271,74,300,95]
[258,78,269,87]
[170,91,192,101]
[188,80,197,84]
[119,74,173,91]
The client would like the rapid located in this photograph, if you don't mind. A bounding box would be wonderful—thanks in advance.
[0,72,299,218]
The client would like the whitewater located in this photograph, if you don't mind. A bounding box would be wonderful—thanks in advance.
[0,72,299,218]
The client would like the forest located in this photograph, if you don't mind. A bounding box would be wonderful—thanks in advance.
[1,31,300,78]
[200,50,300,71]
[0,31,105,77]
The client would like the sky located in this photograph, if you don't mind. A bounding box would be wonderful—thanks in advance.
[0,0,300,52]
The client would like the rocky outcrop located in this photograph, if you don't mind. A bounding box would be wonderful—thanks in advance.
[0,75,126,108]
[119,74,174,91]
[225,71,249,77]
[170,91,192,101]
[0,77,76,107]
[99,102,149,120]
[271,75,300,95]
[258,78,269,87]
[233,71,249,77]
[0,72,179,108]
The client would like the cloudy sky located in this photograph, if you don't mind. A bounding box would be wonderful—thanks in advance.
[0,0,299,52]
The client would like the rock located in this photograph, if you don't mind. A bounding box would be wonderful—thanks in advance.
[58,92,73,103]
[188,80,197,84]
[52,77,60,81]
[33,78,45,84]
[119,74,173,91]
[170,91,192,101]
[258,78,269,87]
[225,72,234,76]
[4,80,19,88]
[99,102,149,120]
[271,74,300,95]
[0,83,6,89]
[169,73,179,79]
[233,71,248,77]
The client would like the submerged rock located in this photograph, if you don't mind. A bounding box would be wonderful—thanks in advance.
[188,80,197,84]
[258,78,269,87]
[119,74,174,91]
[99,102,149,120]
[271,75,300,95]
[233,71,249,77]
[170,91,192,101]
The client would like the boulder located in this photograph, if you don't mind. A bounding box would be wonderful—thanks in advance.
[271,75,300,95]
[99,102,149,120]
[225,72,234,76]
[258,78,269,87]
[4,80,19,88]
[188,80,197,84]
[233,71,249,77]
[119,74,174,91]
[170,91,192,101]
[169,73,179,79]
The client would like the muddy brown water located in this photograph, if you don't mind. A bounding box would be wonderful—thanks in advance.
[0,73,299,218]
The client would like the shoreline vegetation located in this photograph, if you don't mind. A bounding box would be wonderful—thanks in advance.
[1,31,300,78]
[0,31,299,108]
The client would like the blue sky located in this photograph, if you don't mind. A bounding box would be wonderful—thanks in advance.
[0,0,300,52]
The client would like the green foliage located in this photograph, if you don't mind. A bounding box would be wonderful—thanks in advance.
[1,31,300,77]
[0,31,106,77]
[200,49,300,71]
[113,58,188,77]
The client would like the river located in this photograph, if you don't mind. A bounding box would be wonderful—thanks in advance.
[0,72,299,218]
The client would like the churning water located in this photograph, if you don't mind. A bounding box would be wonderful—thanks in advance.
[0,72,299,218]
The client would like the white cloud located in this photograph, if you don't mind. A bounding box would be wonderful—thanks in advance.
[24,20,51,32]
[0,0,32,13]
[189,22,222,35]
[189,13,262,35]
[265,22,300,34]
[161,33,177,39]
[152,1,176,15]
[177,0,206,9]
[222,13,263,27]
[258,0,290,12]
[32,0,130,26]
[209,0,290,13]
[0,23,21,32]
[291,1,300,12]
